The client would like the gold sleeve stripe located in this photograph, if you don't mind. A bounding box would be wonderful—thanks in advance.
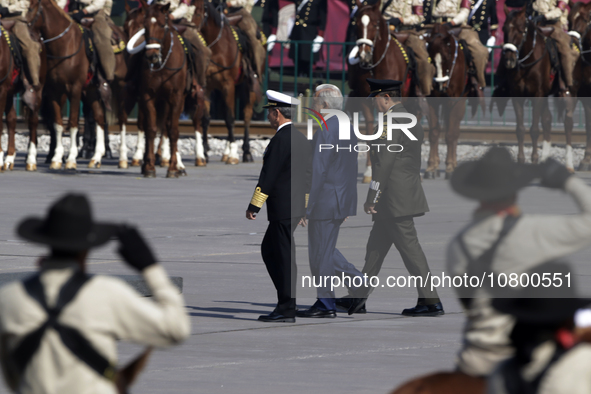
[305,193,309,209]
[250,187,268,208]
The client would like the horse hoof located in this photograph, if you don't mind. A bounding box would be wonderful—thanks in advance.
[423,170,436,179]
[243,153,254,163]
[166,170,179,178]
[195,158,207,167]
[362,176,372,184]
[26,163,37,172]
[567,167,575,174]
[3,163,13,171]
[143,170,156,178]
[221,154,229,162]
[578,162,591,172]
[131,159,142,167]
[119,161,128,169]
[179,169,187,176]
[65,162,77,170]
[160,160,170,168]
[88,160,101,169]
[226,157,239,165]
[49,161,62,170]
[445,171,453,180]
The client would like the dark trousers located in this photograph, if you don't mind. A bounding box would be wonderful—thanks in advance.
[308,219,363,311]
[357,215,440,304]
[261,219,298,317]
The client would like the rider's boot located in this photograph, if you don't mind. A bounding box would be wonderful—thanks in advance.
[22,79,38,110]
[98,74,112,111]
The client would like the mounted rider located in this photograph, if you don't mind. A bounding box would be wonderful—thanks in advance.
[527,0,578,94]
[423,0,489,94]
[65,0,116,92]
[0,0,42,107]
[225,0,266,81]
[382,0,436,95]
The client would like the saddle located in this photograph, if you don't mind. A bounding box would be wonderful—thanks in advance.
[80,17,94,28]
[0,25,23,84]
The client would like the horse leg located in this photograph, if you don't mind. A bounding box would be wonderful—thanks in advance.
[3,93,15,171]
[561,96,576,172]
[26,99,40,172]
[64,91,82,170]
[166,95,184,178]
[159,133,171,168]
[529,99,544,164]
[49,98,66,170]
[424,102,440,179]
[445,99,466,179]
[131,106,145,167]
[513,98,526,163]
[223,86,239,165]
[88,93,109,169]
[202,99,211,163]
[579,99,591,171]
[193,101,206,166]
[141,96,157,178]
[241,91,255,163]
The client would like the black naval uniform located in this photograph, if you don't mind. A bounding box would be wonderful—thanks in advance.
[468,0,498,45]
[248,123,312,317]
[288,0,327,75]
[258,0,279,39]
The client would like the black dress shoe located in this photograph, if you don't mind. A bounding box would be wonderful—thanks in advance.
[347,298,367,315]
[296,307,336,318]
[401,302,445,317]
[336,297,367,314]
[258,311,296,323]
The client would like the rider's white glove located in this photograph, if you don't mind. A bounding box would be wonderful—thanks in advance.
[313,35,324,53]
[267,34,277,52]
[486,36,496,54]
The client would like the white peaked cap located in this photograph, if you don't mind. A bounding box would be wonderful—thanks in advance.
[263,90,301,108]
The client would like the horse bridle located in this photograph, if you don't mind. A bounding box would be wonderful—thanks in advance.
[27,0,73,43]
[355,7,391,70]
[503,19,544,68]
[571,13,591,66]
[145,12,175,71]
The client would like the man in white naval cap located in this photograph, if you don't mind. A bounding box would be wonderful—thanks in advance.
[246,90,312,322]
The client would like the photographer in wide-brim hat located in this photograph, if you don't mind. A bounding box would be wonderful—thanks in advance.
[488,261,591,394]
[0,193,190,393]
[446,147,591,378]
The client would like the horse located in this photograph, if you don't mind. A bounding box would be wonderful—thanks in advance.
[26,0,108,170]
[351,0,421,181]
[568,1,591,171]
[0,20,45,172]
[495,6,576,169]
[389,372,485,394]
[137,0,195,177]
[423,24,469,179]
[193,0,259,165]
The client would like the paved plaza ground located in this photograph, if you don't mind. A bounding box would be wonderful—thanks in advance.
[1,152,591,393]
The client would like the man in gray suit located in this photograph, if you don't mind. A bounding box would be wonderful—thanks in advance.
[297,84,364,318]
[345,79,443,316]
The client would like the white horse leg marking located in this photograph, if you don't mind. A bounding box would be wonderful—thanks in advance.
[119,124,128,168]
[65,127,78,169]
[26,142,37,171]
[176,151,185,170]
[4,153,15,170]
[50,123,65,169]
[161,135,171,165]
[0,151,4,170]
[221,140,231,162]
[565,144,574,170]
[195,131,205,161]
[132,130,145,165]
[89,125,105,168]
[541,140,551,162]
[226,141,239,165]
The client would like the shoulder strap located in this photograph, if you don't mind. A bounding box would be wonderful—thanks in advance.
[13,272,116,381]
[457,215,521,306]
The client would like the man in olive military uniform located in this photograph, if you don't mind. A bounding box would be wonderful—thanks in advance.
[467,0,498,47]
[345,79,443,316]
[423,0,489,93]
[288,0,327,77]
[246,90,312,323]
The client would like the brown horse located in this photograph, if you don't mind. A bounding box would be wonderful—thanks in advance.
[496,6,576,169]
[0,20,46,172]
[27,0,108,170]
[390,372,485,394]
[568,1,591,171]
[138,1,193,177]
[193,0,258,165]
[351,0,420,181]
[424,24,469,179]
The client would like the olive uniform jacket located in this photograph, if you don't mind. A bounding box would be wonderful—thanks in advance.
[366,103,429,219]
[248,123,313,221]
